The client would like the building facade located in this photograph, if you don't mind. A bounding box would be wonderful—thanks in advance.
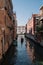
[26,6,43,43]
[0,0,14,60]
[13,13,17,40]
[17,26,25,34]
[26,17,35,35]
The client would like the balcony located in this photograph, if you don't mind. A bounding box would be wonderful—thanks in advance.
[36,24,43,32]
[8,10,13,20]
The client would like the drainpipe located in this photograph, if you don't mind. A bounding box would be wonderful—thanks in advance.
[1,28,5,56]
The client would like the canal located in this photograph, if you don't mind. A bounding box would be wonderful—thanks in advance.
[2,35,43,65]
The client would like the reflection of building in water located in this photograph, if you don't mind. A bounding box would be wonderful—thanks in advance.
[26,41,35,62]
[17,26,25,34]
[26,40,43,63]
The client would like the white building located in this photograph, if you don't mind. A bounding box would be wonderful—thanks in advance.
[17,26,26,34]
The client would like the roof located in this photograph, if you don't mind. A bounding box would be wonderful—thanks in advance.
[40,6,43,10]
[32,14,40,17]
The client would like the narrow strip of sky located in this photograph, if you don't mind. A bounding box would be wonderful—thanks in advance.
[12,0,43,26]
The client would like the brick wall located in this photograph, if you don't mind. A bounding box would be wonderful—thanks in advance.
[27,17,35,35]
[0,0,14,60]
[13,13,17,40]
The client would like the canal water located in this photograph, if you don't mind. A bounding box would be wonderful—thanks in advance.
[2,35,43,65]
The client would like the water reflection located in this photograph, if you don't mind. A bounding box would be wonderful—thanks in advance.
[2,45,17,65]
[1,35,43,65]
[26,40,35,63]
[26,39,43,65]
[10,46,18,65]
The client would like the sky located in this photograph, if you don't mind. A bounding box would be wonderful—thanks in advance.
[12,0,43,26]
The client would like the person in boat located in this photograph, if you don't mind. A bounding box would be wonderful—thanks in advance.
[21,38,23,42]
